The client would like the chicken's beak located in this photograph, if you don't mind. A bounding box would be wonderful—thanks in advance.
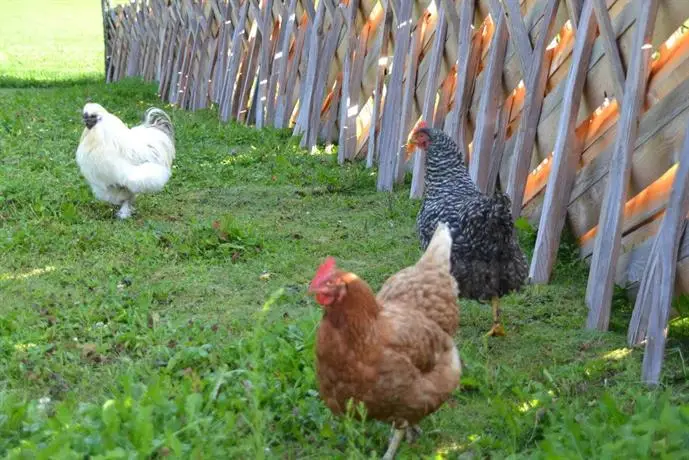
[83,113,99,130]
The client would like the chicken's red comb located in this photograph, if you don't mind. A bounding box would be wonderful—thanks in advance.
[413,119,428,131]
[310,256,337,291]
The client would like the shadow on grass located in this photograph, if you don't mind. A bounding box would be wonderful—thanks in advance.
[0,75,104,89]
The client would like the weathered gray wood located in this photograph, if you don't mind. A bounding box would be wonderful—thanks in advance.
[410,6,448,197]
[236,18,261,122]
[564,0,582,29]
[255,0,275,128]
[592,0,625,99]
[396,13,428,183]
[505,0,559,216]
[293,0,325,136]
[447,0,477,164]
[302,0,315,22]
[376,0,413,192]
[632,126,689,384]
[366,2,390,168]
[586,0,660,331]
[219,0,249,122]
[569,76,689,240]
[440,0,460,37]
[502,0,534,80]
[306,6,345,150]
[102,0,111,75]
[530,0,596,284]
[470,1,509,193]
[265,0,290,126]
[434,71,455,130]
[629,128,689,358]
[282,13,308,128]
[273,0,299,128]
[345,6,371,161]
[487,96,512,196]
[321,75,342,144]
[338,0,361,163]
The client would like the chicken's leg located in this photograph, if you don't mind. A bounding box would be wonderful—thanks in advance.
[382,427,406,460]
[116,198,135,220]
[485,297,506,337]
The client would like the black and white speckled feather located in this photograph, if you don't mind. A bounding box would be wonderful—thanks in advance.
[415,128,527,301]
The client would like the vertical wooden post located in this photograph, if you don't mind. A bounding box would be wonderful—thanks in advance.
[338,0,361,163]
[102,0,110,78]
[586,0,659,331]
[366,1,390,169]
[447,0,476,161]
[627,121,689,384]
[219,0,250,122]
[409,5,448,197]
[469,1,508,193]
[505,0,559,216]
[273,0,299,128]
[396,13,429,183]
[376,0,413,192]
[293,1,325,136]
[255,0,276,129]
[306,5,345,150]
[529,0,597,284]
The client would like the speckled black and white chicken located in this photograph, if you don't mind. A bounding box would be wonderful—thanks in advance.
[406,122,527,336]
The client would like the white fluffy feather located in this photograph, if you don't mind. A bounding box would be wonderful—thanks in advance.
[76,103,175,219]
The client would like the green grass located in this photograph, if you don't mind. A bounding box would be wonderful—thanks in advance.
[1,1,689,458]
[0,0,104,86]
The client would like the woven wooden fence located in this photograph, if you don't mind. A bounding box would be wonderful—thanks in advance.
[104,0,689,385]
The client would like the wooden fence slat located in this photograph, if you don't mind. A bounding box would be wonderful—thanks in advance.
[366,1,390,168]
[564,0,582,29]
[487,95,513,196]
[592,0,625,99]
[502,0,534,80]
[586,0,660,331]
[306,5,346,150]
[254,0,275,128]
[236,18,261,122]
[505,0,559,216]
[293,0,325,136]
[376,0,413,192]
[219,0,250,122]
[281,13,309,128]
[529,0,597,284]
[320,75,343,143]
[273,0,299,128]
[469,1,509,194]
[410,6,448,197]
[396,13,429,183]
[629,119,689,385]
[337,0,361,163]
[447,0,478,165]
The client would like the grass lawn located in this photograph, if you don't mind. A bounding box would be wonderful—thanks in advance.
[1,1,688,458]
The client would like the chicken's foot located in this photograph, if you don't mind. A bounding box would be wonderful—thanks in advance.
[116,200,134,220]
[405,425,422,443]
[485,297,506,337]
[382,427,406,460]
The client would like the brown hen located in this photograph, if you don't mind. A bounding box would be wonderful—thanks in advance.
[308,223,461,459]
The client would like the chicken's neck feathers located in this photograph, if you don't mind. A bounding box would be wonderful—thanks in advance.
[323,277,381,345]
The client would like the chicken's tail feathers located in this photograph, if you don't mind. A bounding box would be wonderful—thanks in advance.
[142,107,174,139]
[418,222,453,272]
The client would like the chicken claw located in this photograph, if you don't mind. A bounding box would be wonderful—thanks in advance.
[485,323,506,337]
[405,425,422,443]
[485,297,506,337]
[116,201,134,220]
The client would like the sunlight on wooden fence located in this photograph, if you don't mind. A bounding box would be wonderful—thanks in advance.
[104,0,689,385]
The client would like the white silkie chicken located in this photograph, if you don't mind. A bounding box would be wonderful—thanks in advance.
[76,103,176,219]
